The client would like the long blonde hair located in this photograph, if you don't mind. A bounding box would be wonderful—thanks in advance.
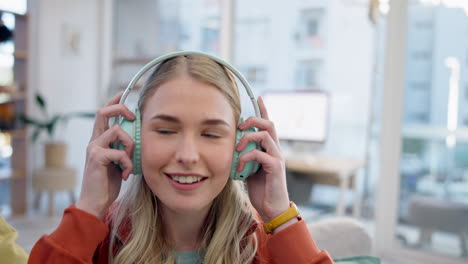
[108,54,259,264]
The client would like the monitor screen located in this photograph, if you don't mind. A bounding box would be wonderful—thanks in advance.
[262,91,329,142]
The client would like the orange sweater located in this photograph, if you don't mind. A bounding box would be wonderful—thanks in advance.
[28,205,333,264]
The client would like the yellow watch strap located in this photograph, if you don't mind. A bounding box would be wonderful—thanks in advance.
[263,202,301,234]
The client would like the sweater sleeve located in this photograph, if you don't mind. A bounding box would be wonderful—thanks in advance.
[266,219,334,264]
[28,205,109,264]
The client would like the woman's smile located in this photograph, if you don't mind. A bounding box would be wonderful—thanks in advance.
[164,172,208,190]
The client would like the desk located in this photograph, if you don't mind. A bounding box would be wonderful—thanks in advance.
[285,155,365,217]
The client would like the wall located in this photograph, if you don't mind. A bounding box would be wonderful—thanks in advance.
[30,0,101,197]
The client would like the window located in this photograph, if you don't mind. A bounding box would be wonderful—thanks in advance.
[299,8,323,37]
[295,60,321,90]
[306,18,319,36]
[410,81,430,90]
[465,84,468,100]
[236,17,270,52]
[112,0,222,93]
[244,67,266,84]
[296,8,324,48]
[411,50,432,60]
[0,0,27,15]
[414,21,433,30]
[200,17,220,54]
[410,112,429,123]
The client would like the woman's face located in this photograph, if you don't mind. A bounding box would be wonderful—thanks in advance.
[140,76,237,213]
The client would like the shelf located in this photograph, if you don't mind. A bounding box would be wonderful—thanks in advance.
[1,129,27,138]
[0,9,28,18]
[11,91,26,101]
[13,51,28,59]
[1,8,29,216]
[0,90,26,104]
[0,169,26,182]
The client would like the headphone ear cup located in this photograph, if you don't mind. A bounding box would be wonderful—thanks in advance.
[132,109,142,175]
[230,127,261,181]
[112,109,142,175]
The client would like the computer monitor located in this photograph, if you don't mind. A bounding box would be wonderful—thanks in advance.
[262,91,329,143]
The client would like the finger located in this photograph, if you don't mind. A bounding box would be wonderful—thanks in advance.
[92,125,135,157]
[92,104,136,139]
[236,130,281,158]
[96,104,136,124]
[237,149,280,173]
[87,146,134,180]
[238,117,280,146]
[105,91,125,107]
[102,149,134,180]
[257,96,270,120]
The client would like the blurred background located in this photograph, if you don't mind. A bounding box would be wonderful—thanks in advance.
[0,0,467,263]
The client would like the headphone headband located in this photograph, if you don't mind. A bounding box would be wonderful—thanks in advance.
[119,50,261,118]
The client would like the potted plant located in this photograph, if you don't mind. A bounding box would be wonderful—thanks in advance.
[19,92,95,168]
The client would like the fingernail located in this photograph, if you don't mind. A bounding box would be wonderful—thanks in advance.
[237,164,243,172]
[236,143,242,151]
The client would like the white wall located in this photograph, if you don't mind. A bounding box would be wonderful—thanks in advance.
[30,0,101,195]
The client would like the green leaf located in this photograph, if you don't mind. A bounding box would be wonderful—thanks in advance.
[31,128,41,143]
[46,115,61,137]
[35,93,46,110]
[18,115,41,126]
[75,112,96,118]
[64,112,96,120]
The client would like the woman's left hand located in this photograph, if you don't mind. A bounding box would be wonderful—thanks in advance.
[236,96,291,224]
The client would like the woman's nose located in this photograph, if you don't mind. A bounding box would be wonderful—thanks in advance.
[175,136,199,166]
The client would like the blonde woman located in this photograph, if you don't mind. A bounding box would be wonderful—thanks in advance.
[28,53,333,263]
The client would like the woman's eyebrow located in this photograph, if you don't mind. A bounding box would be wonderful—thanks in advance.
[151,114,180,123]
[150,114,231,127]
[201,119,231,127]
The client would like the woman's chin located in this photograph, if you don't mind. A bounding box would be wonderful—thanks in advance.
[161,197,213,215]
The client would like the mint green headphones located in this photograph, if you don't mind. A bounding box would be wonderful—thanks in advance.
[113,51,261,181]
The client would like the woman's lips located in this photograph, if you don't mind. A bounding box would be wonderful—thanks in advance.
[165,173,207,190]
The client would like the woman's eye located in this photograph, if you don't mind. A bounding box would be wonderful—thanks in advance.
[202,133,220,139]
[157,129,175,135]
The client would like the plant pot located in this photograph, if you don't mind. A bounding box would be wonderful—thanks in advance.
[45,142,67,168]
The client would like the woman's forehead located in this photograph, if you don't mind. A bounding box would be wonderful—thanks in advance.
[142,78,236,123]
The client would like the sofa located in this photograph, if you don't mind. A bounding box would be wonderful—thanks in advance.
[308,217,373,259]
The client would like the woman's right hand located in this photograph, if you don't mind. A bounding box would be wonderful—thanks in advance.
[76,92,136,220]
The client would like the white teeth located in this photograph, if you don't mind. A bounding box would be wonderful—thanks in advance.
[169,175,203,184]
